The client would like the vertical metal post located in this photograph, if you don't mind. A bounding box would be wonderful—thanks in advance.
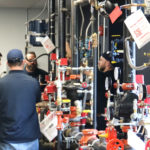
[123,0,136,83]
[58,0,66,58]
[25,8,29,55]
[102,17,106,54]
[48,0,50,38]
[71,0,80,72]
[91,6,97,129]
[50,0,56,80]
[47,0,51,74]
[50,0,55,44]
[57,0,66,149]
[66,15,71,43]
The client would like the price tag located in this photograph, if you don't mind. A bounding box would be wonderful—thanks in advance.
[124,9,150,49]
[41,36,55,53]
[40,111,58,142]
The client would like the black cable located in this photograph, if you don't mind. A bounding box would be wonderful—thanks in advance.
[26,53,49,62]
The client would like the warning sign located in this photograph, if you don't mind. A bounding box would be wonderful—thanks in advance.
[124,9,150,49]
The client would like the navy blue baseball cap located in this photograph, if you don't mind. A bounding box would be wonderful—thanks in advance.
[7,49,24,62]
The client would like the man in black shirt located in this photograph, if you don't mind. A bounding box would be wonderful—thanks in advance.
[98,51,114,73]
[97,51,115,130]
[0,49,41,150]
[24,51,48,92]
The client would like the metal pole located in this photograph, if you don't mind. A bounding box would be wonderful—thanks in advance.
[57,0,66,149]
[71,0,80,72]
[59,0,66,58]
[48,0,50,38]
[50,0,55,44]
[123,0,135,83]
[50,0,56,80]
[91,6,97,129]
[47,0,51,74]
[66,14,71,43]
[25,8,29,55]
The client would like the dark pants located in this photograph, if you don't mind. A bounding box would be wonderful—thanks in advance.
[97,116,106,130]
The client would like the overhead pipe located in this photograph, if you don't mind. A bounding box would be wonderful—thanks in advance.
[90,6,97,129]
[50,0,56,80]
[57,0,66,149]
[47,0,50,38]
[25,8,29,55]
[102,17,106,54]
[74,0,89,5]
[50,0,55,44]
[103,17,109,54]
[66,14,71,43]
[47,0,51,74]
[97,11,100,57]
[125,37,148,70]
[58,0,66,58]
[123,0,136,83]
[79,5,84,39]
[79,5,84,60]
[98,12,104,56]
[71,0,80,72]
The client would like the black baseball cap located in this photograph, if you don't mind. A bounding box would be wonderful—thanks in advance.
[102,51,112,62]
[7,49,24,62]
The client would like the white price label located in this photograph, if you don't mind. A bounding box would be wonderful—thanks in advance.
[41,36,55,53]
[124,9,150,49]
[40,111,58,142]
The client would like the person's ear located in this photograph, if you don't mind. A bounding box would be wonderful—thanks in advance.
[7,61,11,68]
[105,60,110,66]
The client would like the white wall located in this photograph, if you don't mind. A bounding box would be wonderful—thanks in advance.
[0,8,48,76]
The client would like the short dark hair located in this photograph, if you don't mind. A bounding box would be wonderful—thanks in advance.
[8,61,23,67]
[0,53,2,57]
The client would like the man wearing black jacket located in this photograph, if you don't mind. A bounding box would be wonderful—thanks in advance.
[24,51,48,92]
[97,51,115,130]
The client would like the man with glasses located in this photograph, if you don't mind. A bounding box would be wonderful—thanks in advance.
[24,51,48,92]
